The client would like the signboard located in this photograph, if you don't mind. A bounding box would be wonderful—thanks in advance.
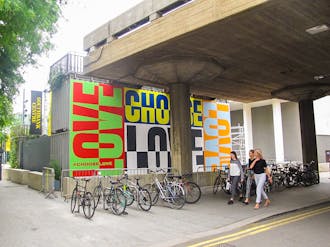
[124,88,171,171]
[203,101,232,170]
[68,79,232,176]
[5,134,10,152]
[69,79,125,177]
[30,91,42,135]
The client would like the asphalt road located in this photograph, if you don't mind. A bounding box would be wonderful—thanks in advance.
[186,202,330,247]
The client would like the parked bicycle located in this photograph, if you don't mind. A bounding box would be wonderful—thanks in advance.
[102,179,127,215]
[167,173,201,204]
[70,178,96,219]
[93,175,107,208]
[145,169,185,209]
[118,174,152,211]
[283,161,319,188]
[213,168,230,195]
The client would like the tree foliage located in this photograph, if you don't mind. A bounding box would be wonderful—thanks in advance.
[0,0,61,129]
[8,116,28,168]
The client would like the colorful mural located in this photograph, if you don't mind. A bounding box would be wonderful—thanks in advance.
[69,79,231,176]
[124,88,171,171]
[69,80,125,176]
[203,101,232,171]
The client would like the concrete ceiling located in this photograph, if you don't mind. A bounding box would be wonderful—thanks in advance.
[84,0,330,102]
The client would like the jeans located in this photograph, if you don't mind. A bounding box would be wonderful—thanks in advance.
[230,176,241,199]
[245,171,254,199]
[254,173,268,203]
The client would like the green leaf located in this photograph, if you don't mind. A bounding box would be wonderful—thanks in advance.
[0,0,61,129]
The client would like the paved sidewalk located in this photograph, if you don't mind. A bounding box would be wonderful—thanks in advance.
[0,173,329,247]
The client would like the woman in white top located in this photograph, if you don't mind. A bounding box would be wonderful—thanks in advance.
[228,151,244,205]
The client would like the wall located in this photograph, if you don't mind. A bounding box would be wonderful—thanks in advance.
[252,105,275,160]
[51,78,70,133]
[21,136,50,172]
[64,78,232,176]
[281,102,302,161]
[50,132,69,171]
[3,168,48,192]
[316,135,330,163]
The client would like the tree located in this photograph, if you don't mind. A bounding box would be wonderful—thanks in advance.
[0,0,61,129]
[8,115,29,168]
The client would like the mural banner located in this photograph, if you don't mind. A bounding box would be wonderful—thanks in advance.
[124,88,171,171]
[30,91,42,135]
[69,79,125,177]
[68,81,232,176]
[203,101,232,171]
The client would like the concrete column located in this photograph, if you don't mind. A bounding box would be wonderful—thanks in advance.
[272,100,285,162]
[243,103,253,162]
[298,100,318,169]
[169,83,192,174]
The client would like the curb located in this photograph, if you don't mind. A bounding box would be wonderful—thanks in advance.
[160,198,330,247]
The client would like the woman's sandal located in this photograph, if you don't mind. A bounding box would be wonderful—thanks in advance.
[264,199,271,207]
[254,203,260,209]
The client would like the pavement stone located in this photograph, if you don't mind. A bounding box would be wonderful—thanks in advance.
[0,173,329,247]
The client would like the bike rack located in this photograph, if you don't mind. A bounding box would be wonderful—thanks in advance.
[60,167,180,200]
[42,167,57,199]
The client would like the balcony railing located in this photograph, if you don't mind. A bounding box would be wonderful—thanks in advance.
[49,52,85,78]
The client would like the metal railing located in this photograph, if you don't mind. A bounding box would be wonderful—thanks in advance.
[60,167,179,199]
[49,52,85,79]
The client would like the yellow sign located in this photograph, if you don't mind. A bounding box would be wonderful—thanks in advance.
[5,134,10,152]
[124,88,170,125]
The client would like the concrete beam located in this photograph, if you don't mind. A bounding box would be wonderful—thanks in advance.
[84,0,194,51]
[84,0,267,69]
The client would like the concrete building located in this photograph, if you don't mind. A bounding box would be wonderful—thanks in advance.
[82,0,330,174]
[230,99,330,164]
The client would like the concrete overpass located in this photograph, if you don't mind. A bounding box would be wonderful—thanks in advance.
[83,0,330,173]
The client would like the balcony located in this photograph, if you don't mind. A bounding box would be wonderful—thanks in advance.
[49,52,85,79]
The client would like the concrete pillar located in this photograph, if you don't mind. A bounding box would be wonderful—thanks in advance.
[272,100,285,162]
[243,103,253,162]
[169,83,192,174]
[298,100,318,169]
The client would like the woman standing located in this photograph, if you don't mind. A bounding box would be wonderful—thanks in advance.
[227,151,244,205]
[243,149,255,205]
[249,149,272,209]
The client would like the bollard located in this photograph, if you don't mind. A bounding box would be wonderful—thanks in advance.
[42,167,57,199]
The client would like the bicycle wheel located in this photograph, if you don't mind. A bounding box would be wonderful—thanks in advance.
[70,188,78,213]
[82,192,96,219]
[123,186,134,206]
[167,184,185,209]
[138,188,152,211]
[284,175,295,188]
[213,176,221,194]
[93,186,102,208]
[110,188,127,215]
[184,182,201,204]
[144,184,160,206]
[273,178,286,192]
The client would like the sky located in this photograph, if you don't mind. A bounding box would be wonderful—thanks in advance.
[14,0,330,135]
[15,0,143,113]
